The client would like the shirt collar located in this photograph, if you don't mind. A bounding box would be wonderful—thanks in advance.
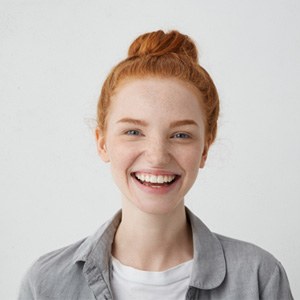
[72,210,122,270]
[73,207,226,290]
[186,207,226,289]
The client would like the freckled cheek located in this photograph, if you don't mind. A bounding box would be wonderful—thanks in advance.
[109,145,141,175]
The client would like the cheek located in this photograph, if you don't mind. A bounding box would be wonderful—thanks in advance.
[109,145,140,192]
[186,157,201,176]
[176,145,203,168]
[109,143,140,174]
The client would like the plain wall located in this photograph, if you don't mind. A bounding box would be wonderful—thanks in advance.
[1,0,299,299]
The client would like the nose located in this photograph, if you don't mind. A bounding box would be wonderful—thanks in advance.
[144,137,171,166]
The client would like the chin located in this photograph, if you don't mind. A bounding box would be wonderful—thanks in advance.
[132,197,185,216]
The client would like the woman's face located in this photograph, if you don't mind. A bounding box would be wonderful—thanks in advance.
[96,77,209,215]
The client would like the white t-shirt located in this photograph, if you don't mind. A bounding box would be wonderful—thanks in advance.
[111,256,193,300]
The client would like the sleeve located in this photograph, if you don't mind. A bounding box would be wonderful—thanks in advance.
[260,262,294,300]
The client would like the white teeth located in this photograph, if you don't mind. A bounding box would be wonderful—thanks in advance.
[135,173,176,183]
[150,175,157,183]
[157,176,164,184]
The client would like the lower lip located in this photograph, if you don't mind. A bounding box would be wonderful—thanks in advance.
[131,175,180,195]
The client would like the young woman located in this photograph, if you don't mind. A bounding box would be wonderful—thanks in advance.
[19,30,293,299]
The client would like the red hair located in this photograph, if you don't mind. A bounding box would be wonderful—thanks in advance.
[97,30,219,145]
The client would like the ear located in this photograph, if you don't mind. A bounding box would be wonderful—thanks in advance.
[199,141,210,169]
[95,127,110,163]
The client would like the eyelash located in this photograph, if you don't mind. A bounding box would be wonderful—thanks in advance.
[125,129,142,136]
[172,132,191,139]
[124,130,191,139]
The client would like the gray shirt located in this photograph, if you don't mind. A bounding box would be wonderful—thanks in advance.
[18,207,294,299]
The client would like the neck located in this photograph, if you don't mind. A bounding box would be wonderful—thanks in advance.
[112,201,193,271]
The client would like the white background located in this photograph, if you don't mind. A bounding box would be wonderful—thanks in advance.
[1,0,299,299]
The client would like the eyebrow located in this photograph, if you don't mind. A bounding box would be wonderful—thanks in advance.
[116,118,199,128]
[170,120,199,128]
[117,118,148,126]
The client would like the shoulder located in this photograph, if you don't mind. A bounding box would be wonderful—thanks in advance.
[216,233,276,263]
[186,208,293,297]
[23,212,119,282]
[188,207,283,278]
[216,233,279,270]
[214,233,291,293]
[20,238,87,296]
[19,213,120,298]
[30,237,87,274]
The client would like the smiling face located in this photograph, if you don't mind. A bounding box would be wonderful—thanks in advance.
[96,77,209,215]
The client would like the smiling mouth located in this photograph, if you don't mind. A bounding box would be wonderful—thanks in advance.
[131,172,180,187]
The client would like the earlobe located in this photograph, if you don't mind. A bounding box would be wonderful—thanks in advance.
[95,127,110,163]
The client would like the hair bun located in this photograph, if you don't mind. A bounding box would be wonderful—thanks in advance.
[128,30,198,63]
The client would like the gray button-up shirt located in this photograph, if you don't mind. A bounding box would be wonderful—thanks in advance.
[18,208,294,299]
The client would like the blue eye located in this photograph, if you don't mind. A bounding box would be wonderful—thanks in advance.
[126,130,141,136]
[173,132,191,139]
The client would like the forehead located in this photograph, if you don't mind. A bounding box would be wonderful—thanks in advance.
[109,77,206,122]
